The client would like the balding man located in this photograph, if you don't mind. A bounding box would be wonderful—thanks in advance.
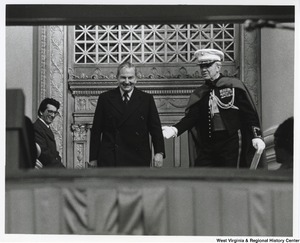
[89,61,165,167]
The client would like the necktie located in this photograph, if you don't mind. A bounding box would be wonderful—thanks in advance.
[123,92,129,104]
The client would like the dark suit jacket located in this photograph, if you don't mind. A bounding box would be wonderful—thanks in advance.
[90,87,165,167]
[33,118,65,168]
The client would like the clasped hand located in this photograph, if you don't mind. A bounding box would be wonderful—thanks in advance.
[162,126,178,139]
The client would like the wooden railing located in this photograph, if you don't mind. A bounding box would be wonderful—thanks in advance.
[5,168,293,236]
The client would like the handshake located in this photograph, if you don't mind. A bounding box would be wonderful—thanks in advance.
[162,126,178,139]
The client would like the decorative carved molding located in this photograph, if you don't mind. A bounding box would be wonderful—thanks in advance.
[74,143,85,169]
[73,96,189,114]
[68,78,206,97]
[71,124,89,141]
[39,26,63,160]
[71,124,91,169]
[74,97,98,111]
[68,65,237,82]
[38,26,66,162]
[76,98,87,111]
[40,26,47,100]
[155,98,189,110]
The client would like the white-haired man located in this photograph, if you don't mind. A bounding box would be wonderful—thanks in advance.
[163,49,266,168]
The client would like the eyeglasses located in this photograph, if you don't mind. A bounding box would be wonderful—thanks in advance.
[47,109,59,116]
[199,61,216,69]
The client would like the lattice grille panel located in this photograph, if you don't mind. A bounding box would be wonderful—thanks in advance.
[74,24,235,64]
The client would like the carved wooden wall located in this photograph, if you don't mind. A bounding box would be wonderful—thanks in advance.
[38,24,261,168]
[38,26,67,165]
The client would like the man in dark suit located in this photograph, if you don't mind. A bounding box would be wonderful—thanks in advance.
[33,98,65,168]
[89,62,165,167]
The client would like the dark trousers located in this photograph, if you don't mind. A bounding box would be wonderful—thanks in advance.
[195,130,240,168]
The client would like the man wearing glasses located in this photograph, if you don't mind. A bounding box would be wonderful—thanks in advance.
[163,49,266,168]
[33,98,65,168]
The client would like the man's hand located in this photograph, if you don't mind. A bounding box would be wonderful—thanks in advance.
[153,153,163,168]
[162,126,178,139]
[252,138,266,153]
[86,160,97,168]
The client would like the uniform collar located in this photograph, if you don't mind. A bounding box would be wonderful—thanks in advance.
[205,74,223,88]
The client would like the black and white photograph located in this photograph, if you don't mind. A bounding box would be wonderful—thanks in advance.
[2,1,299,242]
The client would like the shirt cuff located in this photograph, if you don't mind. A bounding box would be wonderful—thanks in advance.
[252,126,262,138]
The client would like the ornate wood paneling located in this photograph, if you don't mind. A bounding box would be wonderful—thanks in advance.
[71,124,91,169]
[38,26,66,166]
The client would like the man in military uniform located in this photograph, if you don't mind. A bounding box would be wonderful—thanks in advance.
[162,49,266,168]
